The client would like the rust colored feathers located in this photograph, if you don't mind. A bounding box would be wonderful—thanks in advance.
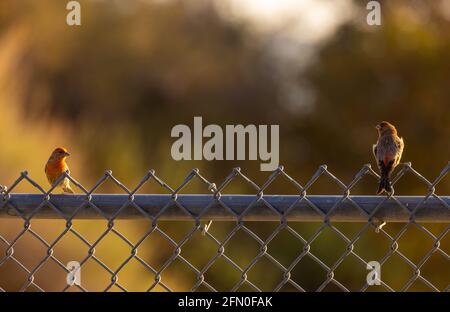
[45,147,74,194]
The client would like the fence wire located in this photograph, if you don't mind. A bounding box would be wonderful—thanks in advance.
[0,163,449,292]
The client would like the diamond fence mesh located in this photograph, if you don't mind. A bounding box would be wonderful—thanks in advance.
[0,163,449,292]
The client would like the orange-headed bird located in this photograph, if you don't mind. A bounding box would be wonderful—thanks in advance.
[45,147,74,193]
[372,122,404,194]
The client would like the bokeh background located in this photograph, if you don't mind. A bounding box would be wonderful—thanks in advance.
[0,0,449,291]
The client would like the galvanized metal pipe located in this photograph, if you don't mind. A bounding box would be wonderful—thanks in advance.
[1,194,449,222]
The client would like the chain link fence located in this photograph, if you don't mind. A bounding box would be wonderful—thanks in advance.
[0,162,449,292]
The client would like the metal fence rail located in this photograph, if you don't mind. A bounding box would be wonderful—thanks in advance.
[0,162,449,292]
[2,194,450,222]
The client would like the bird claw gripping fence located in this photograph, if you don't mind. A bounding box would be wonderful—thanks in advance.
[0,163,449,292]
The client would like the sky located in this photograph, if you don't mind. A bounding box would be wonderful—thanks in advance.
[215,0,357,112]
[220,0,356,43]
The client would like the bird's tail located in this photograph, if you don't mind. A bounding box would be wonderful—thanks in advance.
[377,175,392,194]
[377,161,393,194]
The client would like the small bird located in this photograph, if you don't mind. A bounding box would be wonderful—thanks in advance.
[372,121,404,194]
[45,147,74,193]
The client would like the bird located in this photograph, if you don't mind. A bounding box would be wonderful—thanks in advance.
[372,121,404,194]
[45,147,74,194]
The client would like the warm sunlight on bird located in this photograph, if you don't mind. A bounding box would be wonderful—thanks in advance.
[45,147,74,194]
[372,122,404,194]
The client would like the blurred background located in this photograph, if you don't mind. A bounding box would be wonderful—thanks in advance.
[0,0,448,291]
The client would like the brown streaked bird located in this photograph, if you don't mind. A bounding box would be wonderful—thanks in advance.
[372,121,404,194]
[45,147,74,194]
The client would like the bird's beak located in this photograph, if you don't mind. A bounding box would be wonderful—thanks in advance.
[64,152,71,157]
[375,125,381,130]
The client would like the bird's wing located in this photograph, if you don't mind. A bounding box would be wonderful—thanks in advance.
[397,137,404,152]
[372,144,378,159]
[394,137,404,166]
